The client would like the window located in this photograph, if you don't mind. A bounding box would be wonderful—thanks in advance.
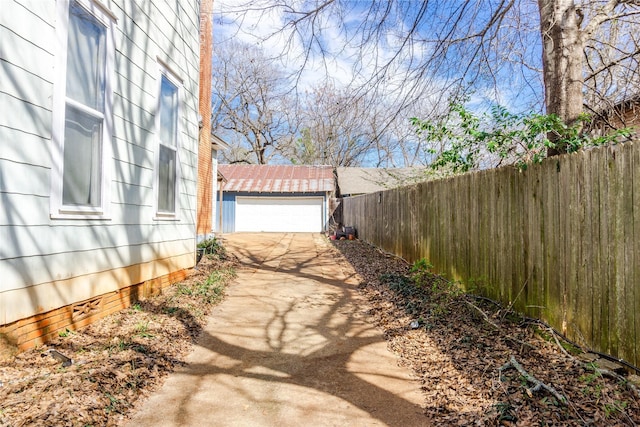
[155,65,182,218]
[51,0,115,218]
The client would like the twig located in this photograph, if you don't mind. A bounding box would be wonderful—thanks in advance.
[464,299,499,329]
[499,355,568,405]
[585,364,640,400]
[502,271,532,318]
[547,325,571,357]
[540,326,640,400]
[465,299,535,352]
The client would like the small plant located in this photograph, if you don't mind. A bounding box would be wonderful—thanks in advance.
[604,400,628,418]
[131,303,142,311]
[106,337,129,354]
[197,237,227,259]
[135,322,154,338]
[163,306,179,315]
[58,328,75,338]
[177,283,194,296]
[410,258,433,274]
[579,366,601,384]
[492,401,517,422]
[195,270,228,304]
[104,392,124,414]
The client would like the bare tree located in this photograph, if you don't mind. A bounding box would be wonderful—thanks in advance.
[539,1,640,153]
[284,82,396,167]
[217,0,640,156]
[211,39,297,164]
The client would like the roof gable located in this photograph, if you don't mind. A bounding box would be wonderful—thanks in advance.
[219,164,334,193]
[336,167,426,195]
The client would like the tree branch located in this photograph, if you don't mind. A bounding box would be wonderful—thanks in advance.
[499,355,568,405]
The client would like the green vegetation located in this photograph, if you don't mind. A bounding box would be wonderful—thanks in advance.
[197,238,227,260]
[411,102,632,173]
[195,270,227,304]
[58,328,75,338]
[134,322,154,339]
[176,268,232,305]
[380,258,463,319]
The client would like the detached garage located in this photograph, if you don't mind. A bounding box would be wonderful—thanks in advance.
[218,165,334,233]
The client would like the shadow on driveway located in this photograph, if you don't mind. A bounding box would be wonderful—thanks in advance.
[126,233,427,426]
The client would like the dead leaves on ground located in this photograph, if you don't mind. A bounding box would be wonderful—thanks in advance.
[331,239,640,426]
[2,239,638,426]
[0,256,236,427]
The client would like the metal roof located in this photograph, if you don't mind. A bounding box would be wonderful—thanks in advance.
[218,164,334,193]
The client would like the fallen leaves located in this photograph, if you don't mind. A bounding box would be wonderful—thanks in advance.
[0,255,236,427]
[2,238,638,426]
[331,239,640,426]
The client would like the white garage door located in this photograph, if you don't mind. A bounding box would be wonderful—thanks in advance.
[235,197,323,232]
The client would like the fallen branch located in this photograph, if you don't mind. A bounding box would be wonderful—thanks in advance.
[464,300,535,352]
[546,325,571,357]
[499,355,567,405]
[540,327,640,400]
[585,364,640,400]
[464,299,499,329]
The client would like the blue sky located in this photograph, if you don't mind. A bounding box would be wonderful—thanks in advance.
[212,0,545,116]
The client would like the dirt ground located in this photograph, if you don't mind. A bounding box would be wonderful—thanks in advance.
[0,252,237,427]
[125,232,426,427]
[1,235,639,426]
[332,239,640,426]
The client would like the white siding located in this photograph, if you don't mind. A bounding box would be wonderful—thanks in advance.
[0,0,202,324]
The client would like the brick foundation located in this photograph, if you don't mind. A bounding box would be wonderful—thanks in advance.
[0,269,190,352]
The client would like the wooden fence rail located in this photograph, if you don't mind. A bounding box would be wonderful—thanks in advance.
[342,141,640,368]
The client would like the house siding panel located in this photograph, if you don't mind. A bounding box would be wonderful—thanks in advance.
[0,159,50,196]
[2,237,194,288]
[1,0,201,328]
[0,91,52,140]
[0,126,51,168]
[0,1,54,50]
[0,20,55,81]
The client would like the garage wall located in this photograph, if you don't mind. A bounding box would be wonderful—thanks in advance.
[221,193,237,233]
[219,192,327,233]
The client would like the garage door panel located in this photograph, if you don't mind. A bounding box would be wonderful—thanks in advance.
[236,197,323,232]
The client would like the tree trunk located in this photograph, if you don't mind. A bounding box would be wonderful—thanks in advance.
[538,0,585,156]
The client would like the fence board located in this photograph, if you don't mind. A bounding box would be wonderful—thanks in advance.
[621,144,635,364]
[342,140,640,367]
[607,148,621,354]
[524,162,541,318]
[633,142,640,365]
[565,154,578,344]
[576,150,593,346]
[590,149,604,350]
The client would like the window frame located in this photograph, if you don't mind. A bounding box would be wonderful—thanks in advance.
[50,0,116,219]
[153,60,183,220]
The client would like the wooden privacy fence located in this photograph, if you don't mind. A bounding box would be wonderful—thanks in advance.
[342,141,640,368]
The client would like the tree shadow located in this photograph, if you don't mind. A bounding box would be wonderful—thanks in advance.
[129,233,432,425]
[1,1,200,347]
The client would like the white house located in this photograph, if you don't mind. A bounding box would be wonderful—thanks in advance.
[0,0,206,349]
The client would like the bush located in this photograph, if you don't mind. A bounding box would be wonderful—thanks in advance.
[197,238,227,260]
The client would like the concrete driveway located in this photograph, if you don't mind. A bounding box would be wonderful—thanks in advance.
[126,233,425,426]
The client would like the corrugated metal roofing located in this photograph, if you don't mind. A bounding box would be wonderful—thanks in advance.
[218,164,334,193]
